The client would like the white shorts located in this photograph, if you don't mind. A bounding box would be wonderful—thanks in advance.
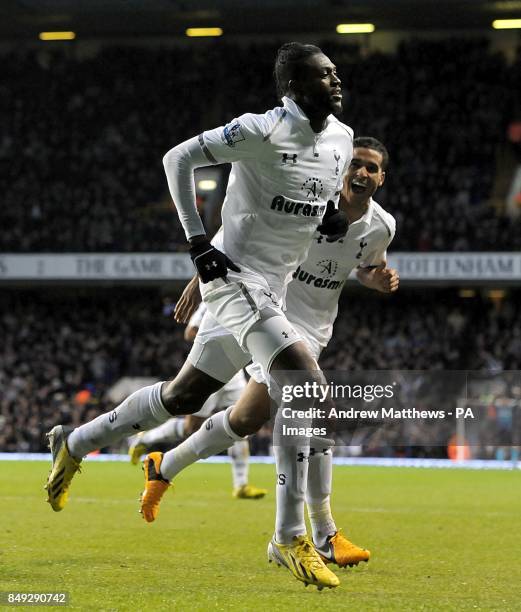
[192,369,247,418]
[187,310,251,383]
[200,272,303,374]
[247,318,324,387]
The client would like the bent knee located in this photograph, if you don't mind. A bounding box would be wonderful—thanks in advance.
[161,380,218,415]
[230,410,269,437]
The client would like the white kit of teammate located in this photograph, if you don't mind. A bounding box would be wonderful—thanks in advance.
[255,197,395,548]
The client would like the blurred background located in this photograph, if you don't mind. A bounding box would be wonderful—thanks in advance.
[1,0,520,462]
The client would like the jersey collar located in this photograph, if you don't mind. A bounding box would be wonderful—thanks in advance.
[282,96,335,130]
[350,197,374,227]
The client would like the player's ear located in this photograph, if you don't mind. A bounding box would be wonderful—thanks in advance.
[288,78,303,98]
[378,171,386,187]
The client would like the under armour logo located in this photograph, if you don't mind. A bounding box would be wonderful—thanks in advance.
[132,423,141,430]
[315,234,324,244]
[282,331,289,338]
[282,153,298,164]
[356,239,368,259]
[205,260,218,270]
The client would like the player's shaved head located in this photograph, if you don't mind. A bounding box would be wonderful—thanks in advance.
[274,42,323,99]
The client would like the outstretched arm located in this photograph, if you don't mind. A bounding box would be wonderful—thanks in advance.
[163,137,239,282]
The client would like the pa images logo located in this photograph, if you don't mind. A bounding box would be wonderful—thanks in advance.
[222,122,245,148]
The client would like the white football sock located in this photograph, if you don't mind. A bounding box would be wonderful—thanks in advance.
[160,406,245,481]
[140,418,186,448]
[306,446,337,546]
[67,382,171,458]
[228,439,249,488]
[274,444,309,544]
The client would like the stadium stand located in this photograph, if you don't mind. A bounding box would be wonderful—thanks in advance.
[1,289,519,453]
[2,38,521,252]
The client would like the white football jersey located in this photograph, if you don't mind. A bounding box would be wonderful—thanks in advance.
[201,97,353,299]
[285,199,396,349]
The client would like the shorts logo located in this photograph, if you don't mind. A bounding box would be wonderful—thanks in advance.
[263,291,279,306]
[222,122,245,148]
[316,259,338,279]
[301,177,323,202]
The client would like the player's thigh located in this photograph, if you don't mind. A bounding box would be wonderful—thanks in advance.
[270,339,319,372]
[244,312,305,375]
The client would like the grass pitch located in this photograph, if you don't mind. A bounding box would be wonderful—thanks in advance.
[1,461,520,611]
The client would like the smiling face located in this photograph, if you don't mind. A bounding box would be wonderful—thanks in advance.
[291,53,343,117]
[344,147,386,203]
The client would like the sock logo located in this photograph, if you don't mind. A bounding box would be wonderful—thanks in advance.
[205,418,213,431]
[297,452,308,462]
[108,410,117,424]
[277,473,287,485]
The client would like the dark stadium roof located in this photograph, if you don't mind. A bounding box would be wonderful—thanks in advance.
[1,0,520,39]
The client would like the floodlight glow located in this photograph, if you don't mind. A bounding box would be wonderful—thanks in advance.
[487,289,506,299]
[459,289,476,298]
[198,179,218,191]
[336,23,375,34]
[492,19,521,29]
[39,31,76,41]
[186,28,223,37]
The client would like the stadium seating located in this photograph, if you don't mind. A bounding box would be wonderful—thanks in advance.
[1,39,521,252]
[2,289,519,452]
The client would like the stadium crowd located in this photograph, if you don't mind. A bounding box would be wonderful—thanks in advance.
[1,289,519,454]
[2,38,521,252]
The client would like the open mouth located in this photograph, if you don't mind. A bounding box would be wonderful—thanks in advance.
[351,178,367,194]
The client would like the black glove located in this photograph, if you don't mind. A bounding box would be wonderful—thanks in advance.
[189,240,240,283]
[317,200,349,242]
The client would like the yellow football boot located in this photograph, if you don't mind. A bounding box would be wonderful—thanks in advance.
[45,425,82,512]
[268,535,340,589]
[139,452,170,523]
[128,434,147,465]
[315,530,370,567]
[233,484,267,499]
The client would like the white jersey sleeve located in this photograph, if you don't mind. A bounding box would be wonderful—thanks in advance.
[357,207,396,268]
[163,136,209,240]
[199,113,270,164]
[163,114,273,240]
